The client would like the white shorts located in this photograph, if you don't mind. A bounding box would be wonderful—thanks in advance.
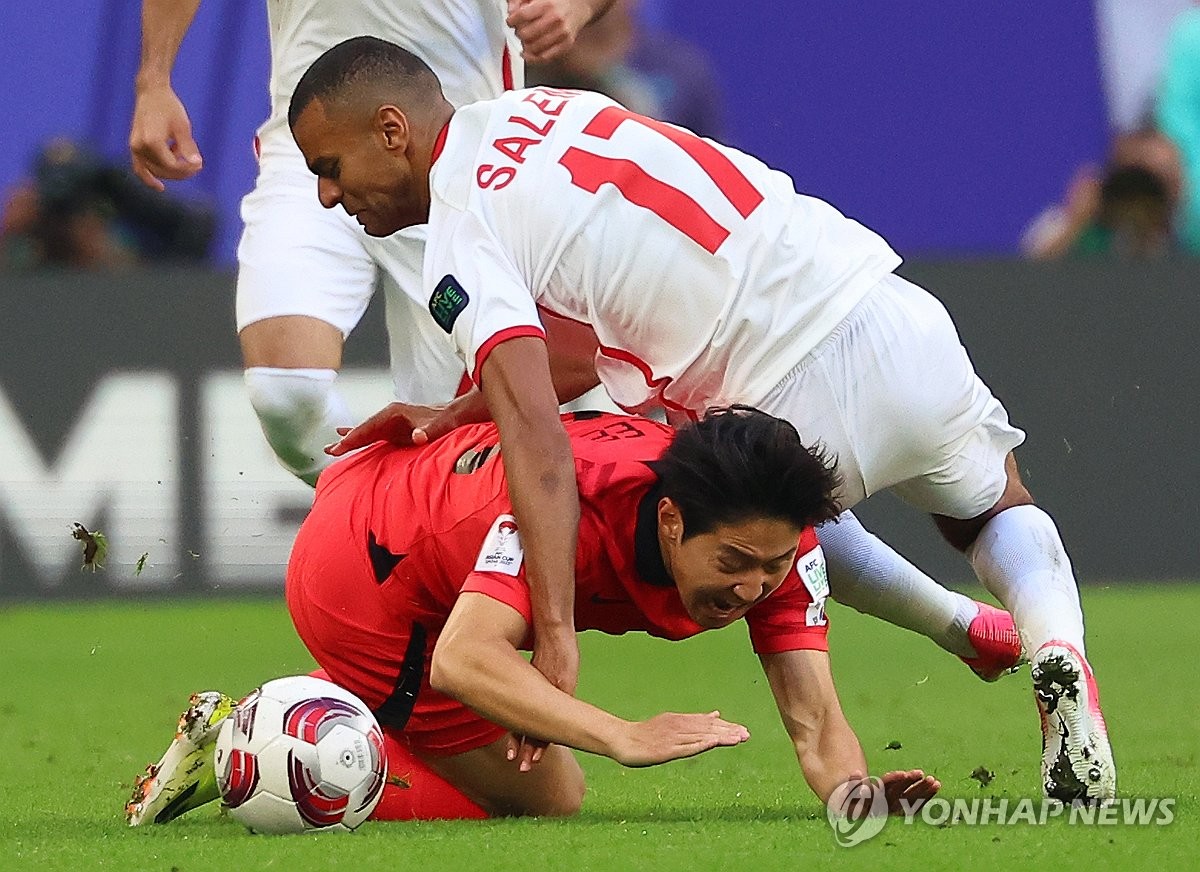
[756,272,1025,519]
[235,156,466,405]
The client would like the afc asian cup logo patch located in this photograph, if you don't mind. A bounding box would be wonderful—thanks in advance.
[429,275,469,333]
[474,514,524,576]
[798,545,829,626]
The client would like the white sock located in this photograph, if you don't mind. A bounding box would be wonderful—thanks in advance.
[819,510,979,657]
[966,504,1086,656]
[243,367,353,486]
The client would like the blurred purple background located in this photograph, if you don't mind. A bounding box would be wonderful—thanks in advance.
[0,0,1108,264]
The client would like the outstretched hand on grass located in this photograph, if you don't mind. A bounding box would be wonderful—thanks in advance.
[831,769,941,818]
[612,711,750,767]
[878,769,940,813]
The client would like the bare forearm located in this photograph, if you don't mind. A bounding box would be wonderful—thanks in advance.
[443,373,597,425]
[541,310,601,404]
[548,358,600,404]
[479,338,579,694]
[137,0,202,88]
[762,649,867,803]
[796,710,868,802]
[499,416,578,629]
[440,388,491,430]
[432,634,622,756]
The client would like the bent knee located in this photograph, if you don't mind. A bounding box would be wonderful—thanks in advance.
[500,751,585,818]
[521,767,585,818]
[933,453,1035,551]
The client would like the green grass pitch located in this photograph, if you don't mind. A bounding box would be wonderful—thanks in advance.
[1,584,1195,869]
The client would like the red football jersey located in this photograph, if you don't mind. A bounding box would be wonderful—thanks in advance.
[307,411,829,654]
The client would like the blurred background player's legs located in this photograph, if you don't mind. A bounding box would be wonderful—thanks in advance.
[236,168,377,486]
[237,166,467,486]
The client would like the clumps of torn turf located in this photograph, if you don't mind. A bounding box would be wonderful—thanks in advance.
[72,523,109,571]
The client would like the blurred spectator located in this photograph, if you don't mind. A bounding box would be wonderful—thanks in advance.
[0,138,216,271]
[1095,0,1192,132]
[1021,128,1183,259]
[1156,5,1200,254]
[526,0,725,138]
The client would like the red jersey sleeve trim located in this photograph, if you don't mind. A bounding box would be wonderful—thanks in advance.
[502,45,515,91]
[596,344,699,421]
[431,120,451,166]
[472,325,547,387]
[750,630,830,656]
[461,572,534,626]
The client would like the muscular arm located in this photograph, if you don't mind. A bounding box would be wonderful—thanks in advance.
[761,649,940,813]
[541,309,602,402]
[136,0,201,89]
[431,592,749,764]
[760,649,867,803]
[130,0,204,189]
[326,312,599,454]
[479,336,581,693]
[431,311,598,432]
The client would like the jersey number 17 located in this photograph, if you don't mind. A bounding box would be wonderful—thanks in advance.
[558,107,764,254]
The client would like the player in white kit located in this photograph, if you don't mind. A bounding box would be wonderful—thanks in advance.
[288,37,1116,804]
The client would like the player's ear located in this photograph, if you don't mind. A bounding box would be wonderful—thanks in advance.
[657,497,684,543]
[376,105,410,152]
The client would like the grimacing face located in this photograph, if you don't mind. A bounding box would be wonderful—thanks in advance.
[659,501,803,629]
[291,98,422,237]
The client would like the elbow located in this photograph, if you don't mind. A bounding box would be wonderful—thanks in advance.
[429,636,471,699]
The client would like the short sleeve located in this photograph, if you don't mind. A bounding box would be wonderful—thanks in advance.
[745,539,830,655]
[458,512,534,624]
[460,570,534,626]
[424,202,546,385]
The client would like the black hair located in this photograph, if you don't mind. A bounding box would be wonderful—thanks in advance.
[655,405,842,539]
[288,36,441,130]
[1099,166,1170,215]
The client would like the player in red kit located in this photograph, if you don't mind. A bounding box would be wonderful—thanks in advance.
[127,408,940,822]
[288,36,1114,804]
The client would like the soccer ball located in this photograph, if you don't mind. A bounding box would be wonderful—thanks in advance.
[214,675,387,834]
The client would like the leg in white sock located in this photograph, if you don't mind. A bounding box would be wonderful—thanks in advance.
[965,504,1086,656]
[819,510,980,657]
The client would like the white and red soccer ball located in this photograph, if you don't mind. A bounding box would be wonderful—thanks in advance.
[214,675,387,834]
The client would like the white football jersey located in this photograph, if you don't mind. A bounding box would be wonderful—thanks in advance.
[424,88,903,417]
[257,0,520,159]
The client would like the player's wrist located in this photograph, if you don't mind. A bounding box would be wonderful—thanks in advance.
[529,591,578,633]
[134,71,173,94]
[532,612,576,634]
[596,715,638,763]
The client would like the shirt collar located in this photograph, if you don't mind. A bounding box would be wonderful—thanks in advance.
[633,471,673,588]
